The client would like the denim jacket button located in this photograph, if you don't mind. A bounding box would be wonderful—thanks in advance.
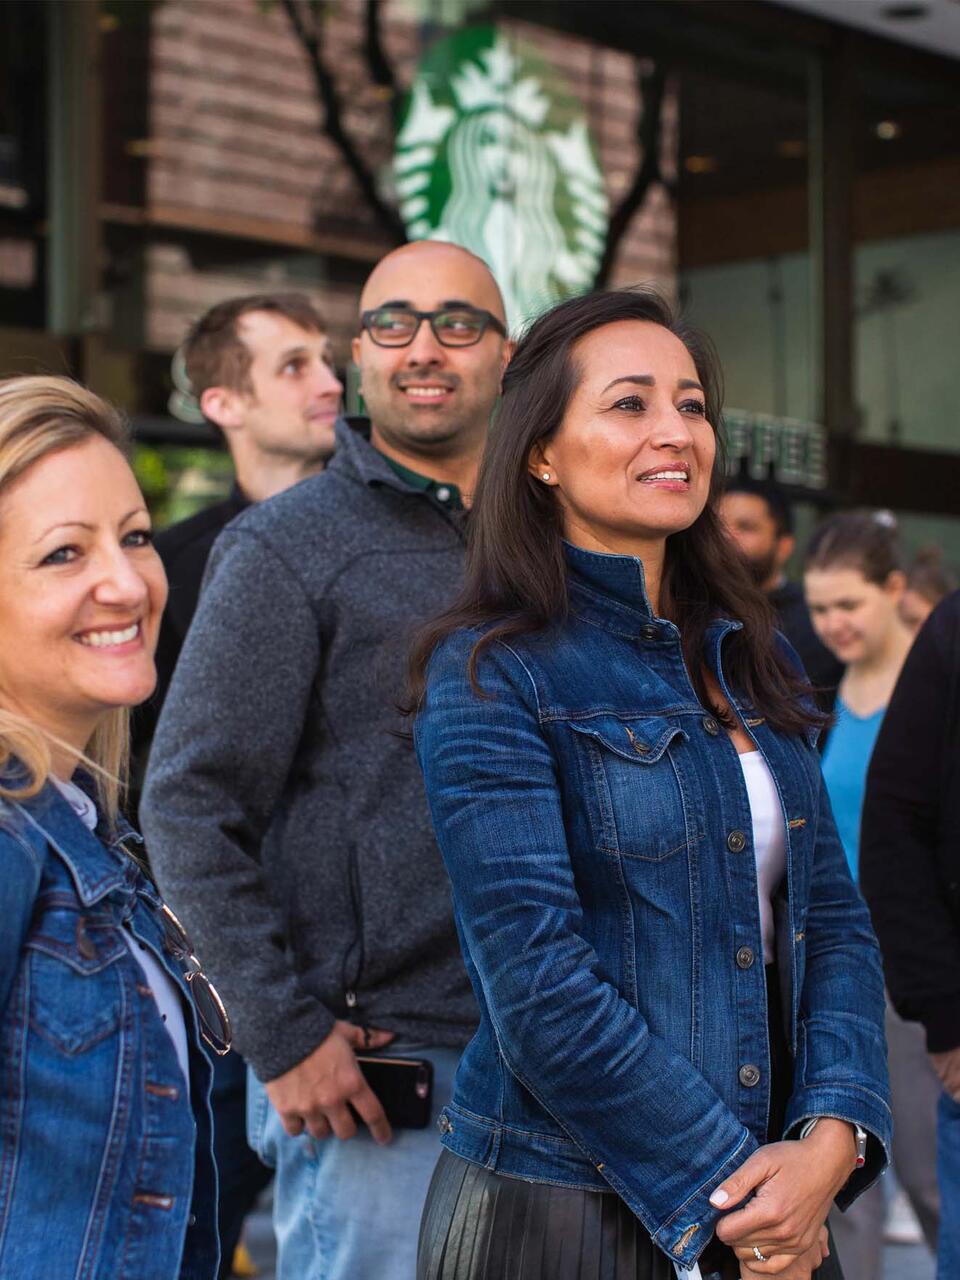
[727,830,747,853]
[640,624,660,642]
[739,1063,761,1087]
[736,946,755,969]
[437,1113,453,1135]
[701,715,720,736]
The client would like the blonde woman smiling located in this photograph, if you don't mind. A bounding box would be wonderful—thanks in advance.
[0,377,225,1279]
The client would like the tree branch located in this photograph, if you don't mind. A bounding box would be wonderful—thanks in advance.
[365,0,398,98]
[595,63,668,288]
[279,0,405,243]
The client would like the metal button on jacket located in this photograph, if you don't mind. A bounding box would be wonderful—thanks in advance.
[640,623,659,642]
[727,829,747,853]
[739,1064,761,1087]
[701,715,720,736]
[736,946,755,969]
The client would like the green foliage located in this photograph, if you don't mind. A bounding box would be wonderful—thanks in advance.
[132,444,234,530]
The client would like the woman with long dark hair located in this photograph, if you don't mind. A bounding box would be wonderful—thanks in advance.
[409,290,890,1280]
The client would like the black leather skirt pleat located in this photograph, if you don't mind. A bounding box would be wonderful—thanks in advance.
[418,1149,679,1280]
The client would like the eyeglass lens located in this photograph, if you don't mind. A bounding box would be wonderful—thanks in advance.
[186,971,232,1054]
[160,904,232,1053]
[367,309,488,347]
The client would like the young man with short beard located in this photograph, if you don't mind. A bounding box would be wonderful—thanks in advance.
[720,475,842,711]
[142,243,511,1280]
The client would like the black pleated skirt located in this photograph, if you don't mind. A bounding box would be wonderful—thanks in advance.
[418,968,845,1280]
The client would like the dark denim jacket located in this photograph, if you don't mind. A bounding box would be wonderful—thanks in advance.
[415,544,891,1270]
[0,777,218,1279]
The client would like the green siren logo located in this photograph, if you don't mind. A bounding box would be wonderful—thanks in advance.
[394,27,609,331]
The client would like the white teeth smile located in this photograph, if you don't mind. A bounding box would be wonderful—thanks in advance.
[641,470,689,482]
[77,623,139,648]
[404,387,448,398]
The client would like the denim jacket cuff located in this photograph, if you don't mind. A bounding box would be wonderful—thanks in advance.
[784,1084,892,1209]
[650,1128,760,1268]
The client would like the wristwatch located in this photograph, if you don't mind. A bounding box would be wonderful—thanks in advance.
[798,1116,868,1168]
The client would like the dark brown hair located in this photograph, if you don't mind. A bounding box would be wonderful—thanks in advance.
[183,292,326,397]
[804,510,904,586]
[408,288,822,736]
[906,545,956,605]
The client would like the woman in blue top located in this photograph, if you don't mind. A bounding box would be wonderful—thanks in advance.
[409,290,890,1280]
[0,376,227,1278]
[804,512,940,1280]
[804,512,913,878]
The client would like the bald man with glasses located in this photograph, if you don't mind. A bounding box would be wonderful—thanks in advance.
[143,242,512,1280]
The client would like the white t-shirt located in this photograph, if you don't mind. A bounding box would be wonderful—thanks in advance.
[738,751,787,964]
[51,776,191,1089]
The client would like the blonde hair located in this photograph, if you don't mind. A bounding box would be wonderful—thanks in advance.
[0,376,133,822]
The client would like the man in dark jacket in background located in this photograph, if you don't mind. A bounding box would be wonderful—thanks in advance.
[861,589,960,1280]
[137,291,342,1279]
[720,475,842,710]
[142,242,510,1280]
[144,292,342,727]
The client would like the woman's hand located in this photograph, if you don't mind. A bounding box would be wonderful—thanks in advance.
[737,1226,830,1278]
[710,1119,857,1258]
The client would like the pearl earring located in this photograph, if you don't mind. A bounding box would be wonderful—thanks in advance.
[541,472,551,481]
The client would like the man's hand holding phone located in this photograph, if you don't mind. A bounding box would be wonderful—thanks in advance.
[264,1019,396,1144]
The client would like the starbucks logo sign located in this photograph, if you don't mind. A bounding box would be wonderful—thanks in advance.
[394,28,609,331]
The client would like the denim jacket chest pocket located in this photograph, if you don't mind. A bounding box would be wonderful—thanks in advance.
[566,714,702,861]
[24,893,129,1055]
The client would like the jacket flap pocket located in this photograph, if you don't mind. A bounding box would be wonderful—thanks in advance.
[568,715,685,763]
[26,905,128,976]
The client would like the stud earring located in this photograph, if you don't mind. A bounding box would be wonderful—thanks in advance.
[541,472,551,481]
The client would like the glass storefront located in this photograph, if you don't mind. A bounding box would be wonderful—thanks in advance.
[0,0,957,551]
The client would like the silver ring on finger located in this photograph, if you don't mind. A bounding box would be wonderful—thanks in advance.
[753,1246,768,1263]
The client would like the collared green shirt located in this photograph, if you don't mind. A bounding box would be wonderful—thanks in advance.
[379,453,464,511]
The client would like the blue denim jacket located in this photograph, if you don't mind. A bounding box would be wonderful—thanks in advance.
[0,777,218,1279]
[415,543,891,1270]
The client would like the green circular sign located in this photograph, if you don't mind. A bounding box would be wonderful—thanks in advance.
[394,26,609,331]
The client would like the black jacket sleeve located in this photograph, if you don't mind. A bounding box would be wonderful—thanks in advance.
[860,596,960,1052]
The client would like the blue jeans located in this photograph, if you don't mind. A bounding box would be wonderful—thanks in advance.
[247,1041,460,1280]
[938,1091,960,1279]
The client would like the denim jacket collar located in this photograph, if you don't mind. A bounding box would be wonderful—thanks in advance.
[9,777,142,907]
[564,541,657,633]
[564,541,744,683]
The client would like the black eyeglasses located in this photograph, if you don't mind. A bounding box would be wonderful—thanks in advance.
[159,903,233,1056]
[361,306,506,348]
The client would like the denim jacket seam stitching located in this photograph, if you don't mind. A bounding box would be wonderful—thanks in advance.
[793,1082,892,1113]
[542,706,696,724]
[658,1129,754,1232]
[10,804,121,901]
[82,972,134,1277]
[448,1100,584,1149]
[444,1150,612,1194]
[569,609,651,641]
[495,641,543,720]
[608,832,705,861]
[489,1034,624,1174]
[0,975,29,1254]
[0,824,43,875]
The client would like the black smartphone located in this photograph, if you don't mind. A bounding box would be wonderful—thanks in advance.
[355,1054,434,1129]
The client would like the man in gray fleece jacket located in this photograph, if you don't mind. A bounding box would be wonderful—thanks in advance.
[142,242,511,1280]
